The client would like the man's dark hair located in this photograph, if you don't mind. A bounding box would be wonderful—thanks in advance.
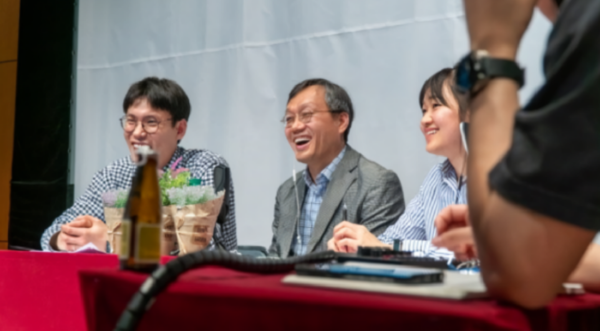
[419,68,468,121]
[123,77,191,125]
[287,78,354,142]
[554,0,563,7]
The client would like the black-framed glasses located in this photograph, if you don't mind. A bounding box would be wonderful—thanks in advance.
[120,116,172,134]
[281,109,342,128]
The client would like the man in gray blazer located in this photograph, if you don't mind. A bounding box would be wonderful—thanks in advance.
[269,78,405,258]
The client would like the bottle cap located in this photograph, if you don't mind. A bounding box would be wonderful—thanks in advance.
[134,146,157,165]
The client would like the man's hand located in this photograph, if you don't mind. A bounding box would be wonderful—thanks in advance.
[56,216,108,252]
[463,0,537,59]
[327,221,391,253]
[432,205,477,261]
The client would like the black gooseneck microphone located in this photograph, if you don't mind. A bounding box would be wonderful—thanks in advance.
[114,250,337,331]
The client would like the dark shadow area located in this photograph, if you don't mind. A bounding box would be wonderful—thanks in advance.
[9,0,76,249]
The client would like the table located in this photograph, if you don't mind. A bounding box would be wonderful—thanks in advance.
[0,250,118,331]
[80,266,600,331]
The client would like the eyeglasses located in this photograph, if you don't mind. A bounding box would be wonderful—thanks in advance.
[281,109,341,128]
[120,116,172,134]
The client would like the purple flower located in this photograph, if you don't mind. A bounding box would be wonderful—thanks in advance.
[101,191,118,207]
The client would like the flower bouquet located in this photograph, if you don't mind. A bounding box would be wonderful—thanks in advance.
[101,157,225,256]
[101,189,129,254]
[159,157,225,256]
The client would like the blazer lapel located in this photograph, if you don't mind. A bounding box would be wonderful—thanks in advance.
[306,146,359,253]
[280,170,306,258]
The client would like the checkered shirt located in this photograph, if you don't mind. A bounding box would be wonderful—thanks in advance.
[377,159,466,259]
[40,147,237,252]
[293,147,347,256]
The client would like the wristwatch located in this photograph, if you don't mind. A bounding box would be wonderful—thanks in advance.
[393,239,403,251]
[454,50,525,95]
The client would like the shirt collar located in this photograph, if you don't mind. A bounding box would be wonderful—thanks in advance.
[304,146,347,187]
[163,146,186,171]
[441,159,467,186]
[127,146,186,170]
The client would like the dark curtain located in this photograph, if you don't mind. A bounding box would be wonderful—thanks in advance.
[10,0,76,249]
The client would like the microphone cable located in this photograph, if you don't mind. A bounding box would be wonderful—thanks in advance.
[114,249,337,331]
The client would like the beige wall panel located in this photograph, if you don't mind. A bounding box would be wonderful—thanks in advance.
[0,0,21,62]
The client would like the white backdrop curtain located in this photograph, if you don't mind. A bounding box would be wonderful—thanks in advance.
[75,0,551,247]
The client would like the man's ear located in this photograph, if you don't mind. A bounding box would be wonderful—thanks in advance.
[176,119,188,140]
[337,112,350,135]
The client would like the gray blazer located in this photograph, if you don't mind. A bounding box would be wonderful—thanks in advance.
[269,146,405,258]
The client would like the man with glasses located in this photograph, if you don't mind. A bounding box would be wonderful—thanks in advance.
[268,78,405,257]
[41,77,237,252]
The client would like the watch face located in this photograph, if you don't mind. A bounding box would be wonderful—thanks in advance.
[455,54,473,94]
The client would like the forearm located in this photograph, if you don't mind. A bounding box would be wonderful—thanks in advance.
[467,79,520,221]
[464,38,523,287]
[461,0,599,308]
[468,82,594,306]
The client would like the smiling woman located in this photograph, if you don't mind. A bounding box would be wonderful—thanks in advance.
[328,68,472,260]
[419,68,469,163]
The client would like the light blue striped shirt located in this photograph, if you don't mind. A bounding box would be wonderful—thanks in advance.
[293,146,347,256]
[378,159,467,258]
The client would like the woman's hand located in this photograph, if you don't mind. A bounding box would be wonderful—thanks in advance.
[432,204,477,261]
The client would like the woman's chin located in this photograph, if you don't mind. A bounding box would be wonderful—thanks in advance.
[425,144,437,154]
[425,145,445,157]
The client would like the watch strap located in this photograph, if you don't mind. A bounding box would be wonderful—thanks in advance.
[480,57,525,88]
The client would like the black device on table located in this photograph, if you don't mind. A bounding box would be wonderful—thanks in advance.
[296,246,446,284]
[335,246,449,269]
[295,262,444,284]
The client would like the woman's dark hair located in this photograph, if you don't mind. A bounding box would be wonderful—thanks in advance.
[288,78,354,142]
[123,77,191,125]
[419,68,468,121]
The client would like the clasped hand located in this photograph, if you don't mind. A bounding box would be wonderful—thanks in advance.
[56,216,108,252]
[432,204,477,261]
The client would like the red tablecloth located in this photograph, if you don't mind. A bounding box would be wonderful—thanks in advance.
[80,266,600,331]
[0,251,118,331]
